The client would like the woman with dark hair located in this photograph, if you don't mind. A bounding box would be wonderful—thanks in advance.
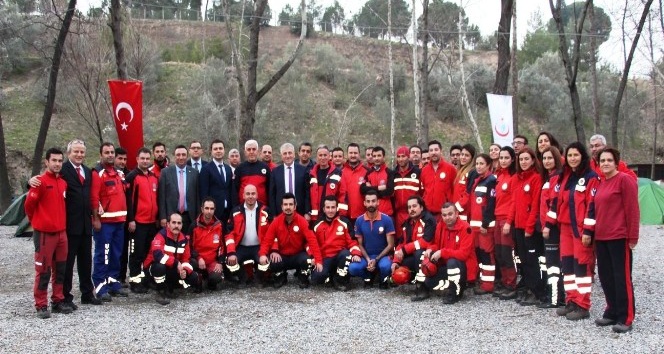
[493,146,518,299]
[453,144,476,222]
[536,131,562,162]
[463,154,497,295]
[584,148,639,333]
[504,147,545,306]
[489,143,501,171]
[544,141,599,321]
[538,146,564,309]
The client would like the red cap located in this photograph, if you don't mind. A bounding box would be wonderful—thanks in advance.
[396,146,409,156]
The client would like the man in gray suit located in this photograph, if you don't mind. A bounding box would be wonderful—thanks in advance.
[158,145,200,233]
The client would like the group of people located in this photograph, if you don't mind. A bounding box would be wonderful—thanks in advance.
[25,133,639,333]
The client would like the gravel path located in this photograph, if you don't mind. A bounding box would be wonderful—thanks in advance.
[0,225,662,353]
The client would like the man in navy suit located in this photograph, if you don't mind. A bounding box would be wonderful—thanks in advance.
[269,143,310,218]
[158,145,200,233]
[186,140,208,173]
[199,139,234,228]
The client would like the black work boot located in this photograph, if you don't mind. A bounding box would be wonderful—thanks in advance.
[411,283,431,302]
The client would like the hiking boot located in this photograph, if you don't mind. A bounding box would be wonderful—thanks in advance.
[492,287,507,297]
[64,301,78,311]
[556,302,575,316]
[130,283,149,294]
[499,289,518,300]
[155,291,170,305]
[378,281,389,290]
[411,286,431,302]
[537,301,562,309]
[51,302,73,314]
[473,287,491,295]
[109,288,129,297]
[442,294,460,305]
[595,318,617,327]
[566,306,590,321]
[81,296,102,305]
[611,323,632,333]
[519,292,541,306]
[273,274,288,289]
[36,307,51,319]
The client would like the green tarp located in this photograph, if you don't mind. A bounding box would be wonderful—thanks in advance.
[638,178,664,225]
[0,193,32,237]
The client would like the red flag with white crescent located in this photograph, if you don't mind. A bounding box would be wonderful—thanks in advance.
[108,80,144,170]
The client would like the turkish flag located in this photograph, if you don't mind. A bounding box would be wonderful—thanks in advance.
[108,80,144,170]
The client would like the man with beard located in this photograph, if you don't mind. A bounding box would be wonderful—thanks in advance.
[309,145,343,224]
[258,193,323,289]
[409,145,422,168]
[114,147,130,287]
[420,140,457,219]
[361,146,394,218]
[339,143,367,225]
[588,134,636,180]
[190,198,224,291]
[449,144,462,170]
[393,146,421,238]
[149,142,168,179]
[234,139,271,206]
[298,142,315,174]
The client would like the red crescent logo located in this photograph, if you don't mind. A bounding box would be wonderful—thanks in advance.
[494,118,510,137]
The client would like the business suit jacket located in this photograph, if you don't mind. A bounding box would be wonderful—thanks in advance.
[269,163,310,216]
[187,159,208,173]
[158,165,200,222]
[61,161,93,236]
[199,160,235,223]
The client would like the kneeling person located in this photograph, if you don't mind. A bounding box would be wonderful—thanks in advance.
[144,213,200,305]
[190,198,224,291]
[422,203,475,304]
[259,193,323,288]
[311,196,362,290]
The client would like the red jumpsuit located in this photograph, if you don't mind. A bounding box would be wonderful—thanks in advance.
[464,171,497,292]
[309,165,344,222]
[339,163,368,220]
[493,167,516,289]
[392,165,421,239]
[420,161,457,217]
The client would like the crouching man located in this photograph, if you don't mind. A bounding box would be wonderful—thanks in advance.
[144,213,200,305]
[422,202,476,304]
[311,196,362,291]
[258,193,323,289]
[189,198,224,291]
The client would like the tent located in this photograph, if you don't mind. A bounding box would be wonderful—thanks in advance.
[0,193,33,237]
[638,178,664,225]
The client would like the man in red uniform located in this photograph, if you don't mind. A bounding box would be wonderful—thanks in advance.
[261,144,277,171]
[420,140,457,219]
[393,146,421,238]
[125,148,159,294]
[234,139,271,206]
[311,196,362,291]
[190,198,224,291]
[25,148,72,318]
[339,143,367,224]
[309,145,343,223]
[589,134,637,180]
[145,213,200,305]
[364,147,374,169]
[331,147,345,169]
[360,146,394,218]
[423,202,476,304]
[409,145,422,168]
[226,185,271,285]
[91,142,129,301]
[392,196,437,301]
[149,142,168,179]
[259,193,323,289]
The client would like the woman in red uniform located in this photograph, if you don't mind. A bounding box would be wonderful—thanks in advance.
[493,146,517,299]
[464,154,497,294]
[538,146,564,309]
[453,144,476,222]
[584,148,639,333]
[544,142,599,321]
[536,131,562,163]
[504,147,545,306]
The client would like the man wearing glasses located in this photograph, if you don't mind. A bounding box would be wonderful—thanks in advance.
[512,135,529,155]
[187,140,208,173]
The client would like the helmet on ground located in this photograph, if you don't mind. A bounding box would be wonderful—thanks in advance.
[391,266,411,285]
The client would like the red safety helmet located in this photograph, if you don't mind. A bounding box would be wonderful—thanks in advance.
[420,257,438,277]
[391,266,411,285]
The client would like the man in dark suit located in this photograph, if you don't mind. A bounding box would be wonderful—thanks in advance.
[199,139,234,228]
[158,145,200,233]
[60,139,102,307]
[186,140,208,173]
[270,143,310,218]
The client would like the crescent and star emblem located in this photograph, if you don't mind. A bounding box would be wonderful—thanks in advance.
[494,117,510,138]
[115,102,134,131]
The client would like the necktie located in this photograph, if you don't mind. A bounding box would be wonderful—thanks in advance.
[194,162,199,171]
[178,169,185,213]
[75,166,85,184]
[219,164,226,183]
[287,166,294,193]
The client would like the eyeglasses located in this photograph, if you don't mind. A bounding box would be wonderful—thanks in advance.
[190,146,202,150]
[512,141,525,146]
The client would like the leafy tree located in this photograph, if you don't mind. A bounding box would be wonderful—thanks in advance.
[320,0,344,33]
[278,4,295,25]
[420,0,468,48]
[353,0,410,39]
[208,0,272,25]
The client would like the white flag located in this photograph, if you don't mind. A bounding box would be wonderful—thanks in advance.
[486,94,514,147]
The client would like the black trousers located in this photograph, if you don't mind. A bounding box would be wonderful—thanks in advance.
[119,223,129,283]
[148,262,200,290]
[514,228,545,298]
[401,249,425,282]
[596,239,636,326]
[128,222,157,282]
[423,258,466,295]
[269,251,310,274]
[311,250,351,285]
[543,226,564,305]
[63,232,94,302]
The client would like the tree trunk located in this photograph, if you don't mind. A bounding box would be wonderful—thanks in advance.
[30,0,78,176]
[388,0,396,159]
[610,0,653,146]
[510,0,518,134]
[419,0,430,146]
[411,0,422,146]
[588,3,600,133]
[549,0,590,144]
[649,11,658,180]
[0,110,12,213]
[493,0,513,95]
[458,9,483,152]
[109,0,127,80]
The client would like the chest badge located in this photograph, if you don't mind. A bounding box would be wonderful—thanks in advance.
[440,172,446,179]
[502,182,508,191]
[293,225,300,232]
[524,184,530,192]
